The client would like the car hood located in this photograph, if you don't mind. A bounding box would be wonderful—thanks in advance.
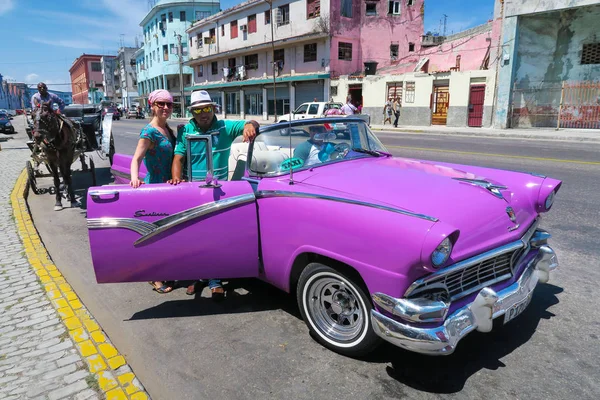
[299,157,540,258]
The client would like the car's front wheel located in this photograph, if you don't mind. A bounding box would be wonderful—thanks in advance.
[297,263,381,357]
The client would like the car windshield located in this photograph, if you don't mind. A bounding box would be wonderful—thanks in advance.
[248,118,389,177]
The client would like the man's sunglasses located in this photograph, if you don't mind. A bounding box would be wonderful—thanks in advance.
[192,106,213,114]
[154,101,173,108]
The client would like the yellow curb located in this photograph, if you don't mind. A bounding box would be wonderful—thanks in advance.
[105,387,128,400]
[86,354,108,373]
[11,169,150,400]
[108,355,126,370]
[91,331,106,344]
[98,343,118,359]
[70,327,89,343]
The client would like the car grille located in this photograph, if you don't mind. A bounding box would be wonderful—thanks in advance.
[408,247,523,302]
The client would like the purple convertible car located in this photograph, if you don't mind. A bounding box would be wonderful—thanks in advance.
[86,118,562,357]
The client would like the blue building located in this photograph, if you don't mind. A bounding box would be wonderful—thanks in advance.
[136,0,221,117]
[48,89,73,106]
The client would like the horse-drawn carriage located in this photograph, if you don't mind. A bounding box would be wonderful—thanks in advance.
[25,102,114,211]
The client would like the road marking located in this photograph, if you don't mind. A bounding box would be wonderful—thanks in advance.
[385,145,600,166]
[11,171,149,400]
[125,131,139,135]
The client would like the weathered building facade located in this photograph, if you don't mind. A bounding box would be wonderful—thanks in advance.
[69,54,109,104]
[185,0,424,120]
[495,0,600,128]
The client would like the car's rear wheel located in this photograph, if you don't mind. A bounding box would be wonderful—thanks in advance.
[297,263,381,357]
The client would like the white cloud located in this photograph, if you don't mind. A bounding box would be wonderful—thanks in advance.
[25,73,40,83]
[0,0,14,16]
[30,37,102,50]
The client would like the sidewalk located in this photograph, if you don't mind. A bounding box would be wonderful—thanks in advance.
[0,116,149,400]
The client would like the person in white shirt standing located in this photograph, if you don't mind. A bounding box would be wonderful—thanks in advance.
[341,100,357,115]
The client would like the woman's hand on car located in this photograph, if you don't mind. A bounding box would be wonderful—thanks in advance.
[130,178,144,188]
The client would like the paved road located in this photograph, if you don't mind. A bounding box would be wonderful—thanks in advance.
[27,119,600,400]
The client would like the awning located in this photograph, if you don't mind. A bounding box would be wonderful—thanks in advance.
[186,73,330,91]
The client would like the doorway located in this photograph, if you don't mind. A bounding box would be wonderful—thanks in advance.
[468,85,485,127]
[348,84,363,109]
[431,85,449,125]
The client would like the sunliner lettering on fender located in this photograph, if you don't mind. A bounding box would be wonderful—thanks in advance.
[134,210,170,218]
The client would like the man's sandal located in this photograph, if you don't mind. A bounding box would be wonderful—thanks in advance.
[149,281,173,294]
[211,286,225,300]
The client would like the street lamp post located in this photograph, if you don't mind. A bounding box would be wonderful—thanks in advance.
[266,0,277,122]
[175,32,186,117]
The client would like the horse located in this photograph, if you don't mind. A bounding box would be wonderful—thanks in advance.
[33,101,86,211]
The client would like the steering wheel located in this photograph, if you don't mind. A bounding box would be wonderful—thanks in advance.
[329,143,350,160]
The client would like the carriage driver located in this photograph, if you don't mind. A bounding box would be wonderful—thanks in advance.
[31,82,66,113]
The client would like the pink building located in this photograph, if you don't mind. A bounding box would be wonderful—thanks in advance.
[186,0,424,119]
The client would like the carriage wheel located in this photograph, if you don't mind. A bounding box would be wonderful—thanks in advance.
[26,161,40,195]
[89,157,97,187]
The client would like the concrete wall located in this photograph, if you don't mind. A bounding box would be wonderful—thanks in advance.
[332,68,496,126]
[506,0,600,16]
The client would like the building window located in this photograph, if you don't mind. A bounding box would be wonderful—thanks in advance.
[197,65,203,77]
[274,49,285,64]
[245,93,263,115]
[407,0,414,5]
[163,45,169,61]
[390,44,399,59]
[245,54,259,70]
[387,82,403,102]
[221,25,224,36]
[170,44,176,54]
[307,0,320,19]
[304,43,317,62]
[405,82,415,103]
[277,5,290,26]
[331,86,338,96]
[168,12,173,22]
[366,2,377,15]
[209,28,216,43]
[231,20,238,38]
[180,11,186,21]
[211,61,218,75]
[91,62,101,72]
[265,10,271,24]
[341,0,352,17]
[248,14,257,33]
[581,43,600,64]
[409,42,415,52]
[338,42,352,61]
[196,34,202,48]
[195,11,210,21]
[388,0,400,14]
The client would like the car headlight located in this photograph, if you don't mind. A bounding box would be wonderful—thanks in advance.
[5,122,11,126]
[545,190,555,210]
[431,237,453,267]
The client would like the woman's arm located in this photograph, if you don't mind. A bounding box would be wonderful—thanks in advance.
[130,138,152,188]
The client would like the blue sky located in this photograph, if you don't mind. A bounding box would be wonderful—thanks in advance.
[0,0,494,92]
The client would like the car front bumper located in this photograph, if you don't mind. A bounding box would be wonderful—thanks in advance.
[370,245,558,355]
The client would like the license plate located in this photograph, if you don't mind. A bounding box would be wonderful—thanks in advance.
[504,294,532,324]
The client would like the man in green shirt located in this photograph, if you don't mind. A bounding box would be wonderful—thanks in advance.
[170,90,259,298]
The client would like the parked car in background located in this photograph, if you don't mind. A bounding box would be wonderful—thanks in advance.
[279,102,343,123]
[126,109,144,119]
[87,118,562,357]
[0,112,15,134]
[102,106,120,120]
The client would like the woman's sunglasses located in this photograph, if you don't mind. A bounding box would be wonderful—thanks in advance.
[192,106,213,114]
[154,101,173,109]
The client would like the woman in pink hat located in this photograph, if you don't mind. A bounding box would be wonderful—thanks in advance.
[130,89,177,293]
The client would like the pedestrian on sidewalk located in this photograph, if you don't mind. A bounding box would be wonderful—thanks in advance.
[393,97,401,127]
[129,89,177,294]
[383,99,393,125]
[169,90,260,299]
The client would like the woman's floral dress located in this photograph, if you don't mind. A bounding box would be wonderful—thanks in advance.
[139,124,175,184]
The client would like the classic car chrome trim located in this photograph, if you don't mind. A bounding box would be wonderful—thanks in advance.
[373,293,449,323]
[110,169,130,180]
[88,190,119,199]
[371,246,558,355]
[87,193,256,245]
[255,190,439,222]
[87,218,155,236]
[404,240,524,299]
[452,178,507,200]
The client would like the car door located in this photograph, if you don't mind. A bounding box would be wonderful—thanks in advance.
[307,103,320,119]
[293,104,309,120]
[86,135,259,284]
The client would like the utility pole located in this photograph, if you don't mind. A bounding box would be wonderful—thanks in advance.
[443,14,448,36]
[266,0,277,122]
[175,32,186,117]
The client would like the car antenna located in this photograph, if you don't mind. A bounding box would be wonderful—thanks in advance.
[288,116,294,185]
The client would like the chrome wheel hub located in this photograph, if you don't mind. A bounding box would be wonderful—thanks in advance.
[307,277,364,342]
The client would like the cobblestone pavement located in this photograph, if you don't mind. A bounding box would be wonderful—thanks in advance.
[0,117,149,400]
